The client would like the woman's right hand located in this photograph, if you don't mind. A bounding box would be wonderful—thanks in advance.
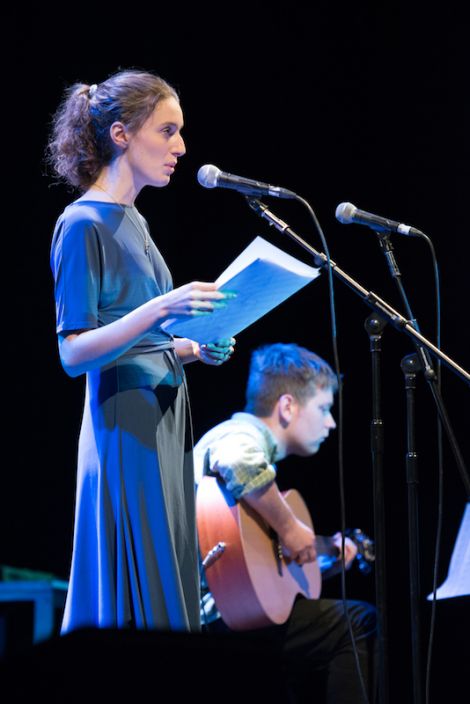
[156,282,236,321]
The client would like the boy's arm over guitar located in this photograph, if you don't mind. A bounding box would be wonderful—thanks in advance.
[243,482,317,566]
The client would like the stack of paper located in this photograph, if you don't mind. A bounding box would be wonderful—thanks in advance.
[163,236,320,343]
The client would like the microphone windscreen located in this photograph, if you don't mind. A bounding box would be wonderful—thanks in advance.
[197,164,220,188]
[335,202,356,224]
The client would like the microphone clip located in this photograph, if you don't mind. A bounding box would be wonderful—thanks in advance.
[246,197,291,233]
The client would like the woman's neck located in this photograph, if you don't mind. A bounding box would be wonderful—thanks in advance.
[85,160,141,205]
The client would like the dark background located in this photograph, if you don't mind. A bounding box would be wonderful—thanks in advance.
[3,3,469,701]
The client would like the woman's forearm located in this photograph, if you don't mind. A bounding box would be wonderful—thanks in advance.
[59,296,166,376]
[59,282,225,376]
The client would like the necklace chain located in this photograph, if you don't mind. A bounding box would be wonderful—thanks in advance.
[92,184,150,257]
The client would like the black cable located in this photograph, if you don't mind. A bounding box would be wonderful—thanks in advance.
[293,194,370,704]
[418,233,443,704]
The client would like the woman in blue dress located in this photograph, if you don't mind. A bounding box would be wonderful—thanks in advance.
[47,69,235,633]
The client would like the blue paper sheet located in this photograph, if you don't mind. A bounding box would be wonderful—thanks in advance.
[162,236,320,343]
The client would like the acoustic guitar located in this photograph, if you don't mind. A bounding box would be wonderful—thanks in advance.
[196,475,374,631]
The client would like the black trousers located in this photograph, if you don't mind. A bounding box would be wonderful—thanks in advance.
[207,597,377,704]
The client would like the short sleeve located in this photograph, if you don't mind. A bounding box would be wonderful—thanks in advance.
[208,431,277,499]
[50,213,101,335]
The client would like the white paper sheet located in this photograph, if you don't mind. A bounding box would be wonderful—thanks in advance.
[427,502,470,600]
[162,236,320,343]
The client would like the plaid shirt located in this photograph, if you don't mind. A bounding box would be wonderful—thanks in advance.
[193,412,279,499]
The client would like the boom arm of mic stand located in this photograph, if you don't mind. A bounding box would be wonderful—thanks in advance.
[247,198,470,497]
[247,198,470,386]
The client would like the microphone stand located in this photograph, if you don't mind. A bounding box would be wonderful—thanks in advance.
[370,233,467,490]
[374,232,446,704]
[246,197,470,704]
[400,353,423,704]
[364,312,390,704]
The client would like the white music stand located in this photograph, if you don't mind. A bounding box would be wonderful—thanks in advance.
[427,501,470,600]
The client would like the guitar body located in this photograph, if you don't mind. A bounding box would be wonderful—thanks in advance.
[196,475,321,630]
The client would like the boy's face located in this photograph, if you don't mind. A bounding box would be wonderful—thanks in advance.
[285,387,336,457]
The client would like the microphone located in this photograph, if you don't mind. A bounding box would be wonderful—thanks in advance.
[197,164,297,199]
[335,202,424,237]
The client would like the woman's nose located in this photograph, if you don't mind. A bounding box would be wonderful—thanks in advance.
[173,134,186,157]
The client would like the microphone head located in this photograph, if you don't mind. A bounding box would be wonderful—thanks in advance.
[335,202,357,224]
[197,164,221,189]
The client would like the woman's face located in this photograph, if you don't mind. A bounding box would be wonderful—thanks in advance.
[125,96,186,189]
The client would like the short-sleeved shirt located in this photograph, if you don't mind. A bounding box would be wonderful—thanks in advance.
[193,412,280,498]
[50,200,174,350]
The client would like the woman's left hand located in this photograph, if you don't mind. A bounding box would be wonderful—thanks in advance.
[195,338,236,366]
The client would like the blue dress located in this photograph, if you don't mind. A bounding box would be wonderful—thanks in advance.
[50,200,200,632]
